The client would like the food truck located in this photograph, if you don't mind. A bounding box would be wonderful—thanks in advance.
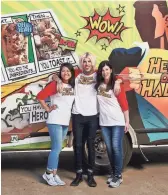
[1,0,168,171]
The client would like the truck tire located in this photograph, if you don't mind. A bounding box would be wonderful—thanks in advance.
[83,130,133,173]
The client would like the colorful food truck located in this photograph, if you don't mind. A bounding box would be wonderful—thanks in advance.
[1,0,168,171]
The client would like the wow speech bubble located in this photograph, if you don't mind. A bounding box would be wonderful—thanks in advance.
[16,22,33,36]
[81,9,129,44]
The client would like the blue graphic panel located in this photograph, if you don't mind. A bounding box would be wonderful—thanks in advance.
[136,93,168,142]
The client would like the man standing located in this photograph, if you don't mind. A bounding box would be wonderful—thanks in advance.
[54,52,121,187]
[70,52,98,187]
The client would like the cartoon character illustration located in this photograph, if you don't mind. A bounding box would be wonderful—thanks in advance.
[1,93,30,133]
[134,0,168,50]
[1,74,54,143]
[109,42,168,143]
[119,66,143,91]
[128,68,142,90]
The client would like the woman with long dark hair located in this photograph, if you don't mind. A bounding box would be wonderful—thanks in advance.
[95,60,129,188]
[37,63,75,186]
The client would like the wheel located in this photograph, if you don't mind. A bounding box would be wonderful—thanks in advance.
[83,130,133,173]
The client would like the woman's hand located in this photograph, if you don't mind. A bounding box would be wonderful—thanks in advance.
[124,122,129,133]
[46,104,58,112]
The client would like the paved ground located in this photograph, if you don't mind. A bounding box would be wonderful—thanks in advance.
[1,147,168,195]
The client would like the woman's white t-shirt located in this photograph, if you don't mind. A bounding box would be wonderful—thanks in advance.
[37,81,75,126]
[97,83,128,126]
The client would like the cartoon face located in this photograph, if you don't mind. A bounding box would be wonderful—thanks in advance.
[134,1,168,49]
[152,4,168,39]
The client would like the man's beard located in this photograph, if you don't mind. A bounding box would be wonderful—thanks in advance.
[83,67,94,75]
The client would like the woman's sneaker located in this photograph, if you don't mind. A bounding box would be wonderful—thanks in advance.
[42,172,58,186]
[106,173,114,184]
[54,174,66,186]
[109,175,123,188]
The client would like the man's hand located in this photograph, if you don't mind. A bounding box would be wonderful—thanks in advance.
[52,74,60,82]
[114,81,121,95]
[52,74,63,93]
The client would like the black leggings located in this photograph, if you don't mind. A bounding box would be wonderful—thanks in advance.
[72,114,98,172]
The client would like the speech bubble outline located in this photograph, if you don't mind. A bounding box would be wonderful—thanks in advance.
[81,8,130,44]
[16,22,33,36]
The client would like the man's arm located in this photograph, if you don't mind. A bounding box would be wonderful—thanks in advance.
[74,67,82,77]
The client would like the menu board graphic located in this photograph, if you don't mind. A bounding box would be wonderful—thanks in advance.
[1,10,78,86]
[30,11,77,73]
[1,14,36,82]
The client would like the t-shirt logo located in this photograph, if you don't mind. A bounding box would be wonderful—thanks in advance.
[78,75,96,85]
[98,86,111,98]
[62,88,74,96]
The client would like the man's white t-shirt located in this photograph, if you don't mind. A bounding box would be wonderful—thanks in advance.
[72,72,98,116]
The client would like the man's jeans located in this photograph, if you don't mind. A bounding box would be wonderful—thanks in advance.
[101,126,124,176]
[72,114,98,172]
[47,124,68,171]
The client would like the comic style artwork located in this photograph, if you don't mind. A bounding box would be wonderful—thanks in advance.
[1,10,78,86]
[81,8,129,44]
[133,0,168,50]
[2,17,31,66]
[1,0,168,150]
[1,75,53,143]
[30,11,77,73]
[1,10,78,146]
[1,14,36,83]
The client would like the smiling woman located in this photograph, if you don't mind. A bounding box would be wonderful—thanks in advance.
[95,60,129,188]
[36,62,75,186]
[1,1,168,187]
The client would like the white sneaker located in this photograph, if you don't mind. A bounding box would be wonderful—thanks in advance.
[107,176,113,184]
[54,174,66,186]
[109,176,123,188]
[42,172,58,186]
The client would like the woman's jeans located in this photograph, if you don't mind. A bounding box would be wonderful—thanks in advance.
[47,124,68,171]
[101,126,124,176]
